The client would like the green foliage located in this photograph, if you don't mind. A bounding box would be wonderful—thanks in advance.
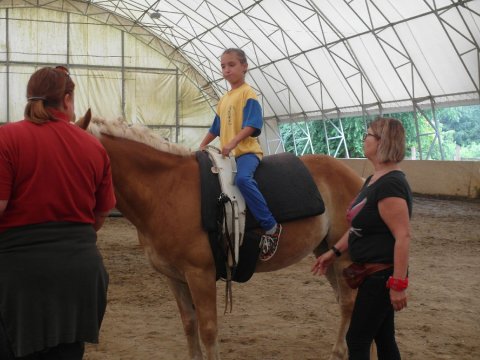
[338,117,366,158]
[382,111,437,159]
[279,104,480,160]
[458,142,480,160]
[279,123,295,154]
[435,105,480,146]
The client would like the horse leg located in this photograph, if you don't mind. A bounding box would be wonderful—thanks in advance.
[184,269,220,360]
[325,259,357,360]
[165,277,203,360]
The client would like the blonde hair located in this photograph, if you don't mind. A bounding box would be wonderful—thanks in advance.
[369,117,406,163]
[24,66,75,124]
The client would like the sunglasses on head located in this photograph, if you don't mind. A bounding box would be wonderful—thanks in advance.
[55,65,70,77]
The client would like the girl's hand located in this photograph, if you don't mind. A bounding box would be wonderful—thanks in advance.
[221,141,236,157]
[311,251,336,276]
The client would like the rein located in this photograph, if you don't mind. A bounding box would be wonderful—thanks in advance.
[217,193,236,314]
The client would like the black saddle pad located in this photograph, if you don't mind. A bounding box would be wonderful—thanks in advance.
[195,151,324,283]
[245,152,324,230]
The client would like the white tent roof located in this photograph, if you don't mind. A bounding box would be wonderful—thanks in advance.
[1,0,479,125]
[83,0,479,121]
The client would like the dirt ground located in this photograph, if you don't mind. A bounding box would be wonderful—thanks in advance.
[84,196,480,360]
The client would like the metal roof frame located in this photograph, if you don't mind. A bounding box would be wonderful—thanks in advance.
[1,0,479,159]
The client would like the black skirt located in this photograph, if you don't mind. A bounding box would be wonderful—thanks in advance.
[0,222,109,357]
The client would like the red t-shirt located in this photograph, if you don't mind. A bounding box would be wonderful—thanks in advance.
[0,110,116,233]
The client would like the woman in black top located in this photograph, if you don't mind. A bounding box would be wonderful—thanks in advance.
[312,117,412,360]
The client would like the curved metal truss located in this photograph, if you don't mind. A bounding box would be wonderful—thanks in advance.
[1,0,479,159]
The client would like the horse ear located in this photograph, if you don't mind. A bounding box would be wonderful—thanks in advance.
[76,108,92,130]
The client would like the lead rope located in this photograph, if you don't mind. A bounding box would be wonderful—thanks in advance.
[217,193,236,314]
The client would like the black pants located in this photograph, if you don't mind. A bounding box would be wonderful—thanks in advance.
[346,269,401,360]
[0,315,13,360]
[17,343,85,360]
[0,316,84,360]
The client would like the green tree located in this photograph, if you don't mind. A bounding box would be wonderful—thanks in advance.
[280,105,480,160]
[436,105,480,146]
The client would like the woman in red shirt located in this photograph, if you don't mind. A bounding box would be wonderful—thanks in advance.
[0,66,116,359]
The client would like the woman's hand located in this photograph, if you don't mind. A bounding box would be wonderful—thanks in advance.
[390,289,407,311]
[312,231,349,276]
[311,250,336,276]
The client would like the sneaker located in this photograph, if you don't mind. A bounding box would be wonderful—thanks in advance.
[259,224,282,262]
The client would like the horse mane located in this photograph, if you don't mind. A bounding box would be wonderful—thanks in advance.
[88,116,192,157]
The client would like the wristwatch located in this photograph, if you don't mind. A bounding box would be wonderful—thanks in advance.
[331,246,342,257]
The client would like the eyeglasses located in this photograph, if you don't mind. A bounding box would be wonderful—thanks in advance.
[55,65,70,77]
[363,132,379,141]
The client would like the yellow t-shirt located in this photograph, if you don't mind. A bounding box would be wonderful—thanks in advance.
[210,83,263,158]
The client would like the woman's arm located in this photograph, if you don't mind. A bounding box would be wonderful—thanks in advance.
[378,197,410,279]
[311,229,350,276]
[0,200,7,217]
[93,210,110,232]
[378,196,411,311]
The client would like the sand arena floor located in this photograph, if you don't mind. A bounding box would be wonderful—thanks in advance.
[84,196,480,360]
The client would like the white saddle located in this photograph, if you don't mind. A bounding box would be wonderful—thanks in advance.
[205,147,247,266]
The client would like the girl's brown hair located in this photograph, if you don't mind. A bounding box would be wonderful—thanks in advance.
[222,48,247,64]
[24,66,75,124]
[369,117,406,163]
[222,48,248,74]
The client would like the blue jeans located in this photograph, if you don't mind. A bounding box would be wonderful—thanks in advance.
[346,269,401,360]
[235,153,276,231]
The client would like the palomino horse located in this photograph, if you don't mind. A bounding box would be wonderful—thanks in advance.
[77,110,363,360]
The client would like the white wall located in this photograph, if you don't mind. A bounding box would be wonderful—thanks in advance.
[339,159,480,199]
